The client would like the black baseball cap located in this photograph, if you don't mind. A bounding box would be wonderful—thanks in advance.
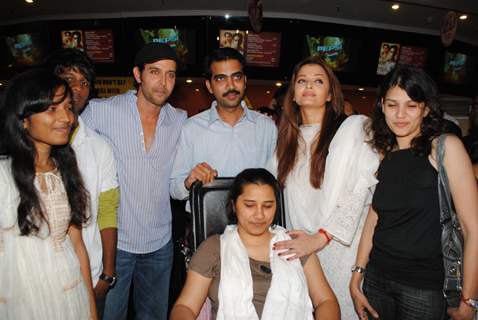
[134,43,179,67]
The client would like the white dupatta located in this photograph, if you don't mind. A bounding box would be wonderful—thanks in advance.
[216,225,313,320]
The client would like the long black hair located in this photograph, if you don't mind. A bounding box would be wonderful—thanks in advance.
[227,168,281,226]
[0,69,89,236]
[366,66,444,157]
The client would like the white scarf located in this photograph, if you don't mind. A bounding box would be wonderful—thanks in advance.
[216,225,313,320]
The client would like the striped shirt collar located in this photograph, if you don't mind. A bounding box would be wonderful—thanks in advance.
[208,100,257,126]
[125,90,177,126]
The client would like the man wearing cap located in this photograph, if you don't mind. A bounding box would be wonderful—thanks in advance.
[170,47,277,201]
[82,43,187,320]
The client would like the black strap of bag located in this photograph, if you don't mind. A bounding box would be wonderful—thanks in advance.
[437,134,464,307]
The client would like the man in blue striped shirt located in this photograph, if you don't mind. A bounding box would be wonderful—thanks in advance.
[170,48,277,201]
[82,43,187,320]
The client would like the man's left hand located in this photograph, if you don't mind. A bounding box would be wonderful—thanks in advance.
[94,279,110,299]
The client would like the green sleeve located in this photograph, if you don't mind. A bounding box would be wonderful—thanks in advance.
[97,187,119,230]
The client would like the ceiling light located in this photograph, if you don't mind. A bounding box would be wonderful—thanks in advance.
[266,90,271,94]
[216,36,220,41]
[391,4,400,10]
[195,88,200,92]
[275,82,282,87]
[225,14,230,19]
[358,87,365,91]
[459,14,468,20]
[25,0,34,3]
[0,82,3,86]
[186,79,192,83]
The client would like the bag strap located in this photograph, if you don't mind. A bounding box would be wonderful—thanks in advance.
[436,134,460,228]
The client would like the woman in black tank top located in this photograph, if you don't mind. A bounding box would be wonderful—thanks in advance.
[349,67,478,320]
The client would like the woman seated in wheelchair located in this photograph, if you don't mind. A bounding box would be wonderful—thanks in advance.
[170,168,340,320]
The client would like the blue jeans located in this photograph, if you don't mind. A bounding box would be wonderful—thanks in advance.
[103,240,173,320]
[363,267,446,320]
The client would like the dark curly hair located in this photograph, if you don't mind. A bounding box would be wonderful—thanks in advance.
[0,69,90,236]
[366,66,444,157]
[43,48,96,98]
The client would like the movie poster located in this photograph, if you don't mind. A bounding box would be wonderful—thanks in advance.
[5,33,44,66]
[306,36,350,71]
[219,30,281,67]
[377,42,400,75]
[139,28,192,64]
[219,29,246,55]
[61,30,85,50]
[443,52,467,84]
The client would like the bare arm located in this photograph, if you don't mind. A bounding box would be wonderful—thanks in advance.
[170,270,212,320]
[349,206,379,320]
[303,254,340,320]
[94,228,117,298]
[68,224,98,320]
[99,228,117,277]
[441,136,478,320]
[95,188,119,297]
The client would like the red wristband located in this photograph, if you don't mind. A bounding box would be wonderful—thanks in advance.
[318,228,332,244]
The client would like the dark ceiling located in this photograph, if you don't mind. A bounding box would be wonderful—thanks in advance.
[2,0,477,45]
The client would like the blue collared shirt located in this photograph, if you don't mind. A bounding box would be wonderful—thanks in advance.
[170,101,277,200]
[82,90,187,254]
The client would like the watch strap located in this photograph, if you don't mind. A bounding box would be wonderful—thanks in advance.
[99,273,116,286]
[351,265,366,274]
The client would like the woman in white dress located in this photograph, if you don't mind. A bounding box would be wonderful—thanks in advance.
[0,69,96,319]
[269,56,379,319]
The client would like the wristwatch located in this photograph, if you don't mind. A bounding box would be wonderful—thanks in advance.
[462,296,478,311]
[99,273,117,287]
[351,265,366,274]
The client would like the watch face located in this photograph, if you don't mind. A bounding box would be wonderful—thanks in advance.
[351,266,365,273]
[100,274,116,287]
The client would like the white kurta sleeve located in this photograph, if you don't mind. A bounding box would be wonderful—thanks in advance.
[0,160,19,256]
[320,115,379,246]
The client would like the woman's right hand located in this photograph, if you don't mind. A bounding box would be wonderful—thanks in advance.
[349,274,379,319]
[273,230,328,260]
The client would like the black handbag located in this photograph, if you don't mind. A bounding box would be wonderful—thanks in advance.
[436,134,464,308]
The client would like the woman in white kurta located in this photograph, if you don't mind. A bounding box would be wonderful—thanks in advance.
[0,69,96,319]
[270,56,379,319]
